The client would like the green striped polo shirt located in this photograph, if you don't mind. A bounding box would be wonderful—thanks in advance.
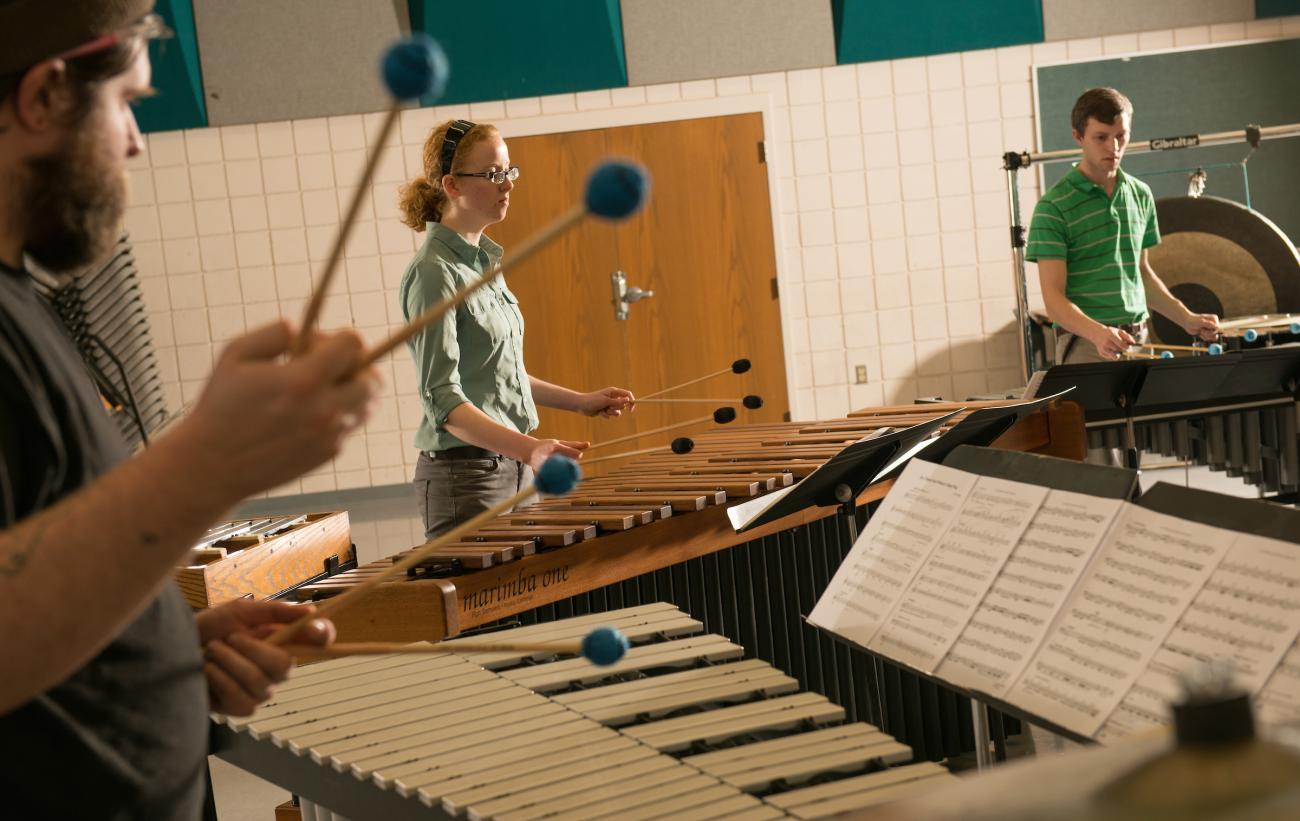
[1026,164,1160,325]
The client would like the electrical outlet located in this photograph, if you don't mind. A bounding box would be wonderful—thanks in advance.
[854,364,868,384]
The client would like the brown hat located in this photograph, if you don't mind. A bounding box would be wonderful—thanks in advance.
[0,0,156,76]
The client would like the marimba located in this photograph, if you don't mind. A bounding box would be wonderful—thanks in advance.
[214,604,956,820]
[291,400,1085,759]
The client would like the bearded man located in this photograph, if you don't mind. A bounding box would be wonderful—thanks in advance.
[0,2,380,816]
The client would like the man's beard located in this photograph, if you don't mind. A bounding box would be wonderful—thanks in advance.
[23,123,127,274]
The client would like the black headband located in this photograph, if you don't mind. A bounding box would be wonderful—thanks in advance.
[441,119,476,177]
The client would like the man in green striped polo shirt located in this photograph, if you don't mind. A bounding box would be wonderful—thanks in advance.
[1027,87,1219,363]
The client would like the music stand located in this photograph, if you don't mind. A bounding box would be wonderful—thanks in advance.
[912,389,1076,470]
[1029,361,1146,468]
[728,410,963,537]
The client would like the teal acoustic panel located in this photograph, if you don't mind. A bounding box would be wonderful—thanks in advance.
[833,0,1044,63]
[1257,0,1300,18]
[409,0,626,106]
[135,0,206,133]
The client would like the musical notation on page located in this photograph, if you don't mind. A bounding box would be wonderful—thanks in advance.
[1099,532,1300,741]
[935,490,1124,697]
[871,476,1048,673]
[1005,505,1232,738]
[1258,637,1300,727]
[808,459,975,648]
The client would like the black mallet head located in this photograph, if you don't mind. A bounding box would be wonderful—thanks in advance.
[713,407,737,424]
[731,358,751,374]
[742,394,763,410]
[671,437,695,454]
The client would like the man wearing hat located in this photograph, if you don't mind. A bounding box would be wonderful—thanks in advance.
[0,2,380,816]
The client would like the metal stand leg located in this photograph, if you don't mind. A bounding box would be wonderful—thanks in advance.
[1124,413,1141,472]
[972,701,994,771]
[835,483,859,544]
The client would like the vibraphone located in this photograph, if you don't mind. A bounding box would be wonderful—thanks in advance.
[1032,348,1300,497]
[215,604,956,820]
[292,400,1085,759]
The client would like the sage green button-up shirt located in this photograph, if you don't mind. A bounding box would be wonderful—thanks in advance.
[400,222,538,452]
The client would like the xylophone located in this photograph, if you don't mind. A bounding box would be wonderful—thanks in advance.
[293,399,1085,759]
[176,512,354,608]
[214,603,956,820]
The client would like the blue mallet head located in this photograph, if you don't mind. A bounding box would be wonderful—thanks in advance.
[1160,350,1174,359]
[585,160,650,220]
[535,454,582,496]
[381,35,449,101]
[1290,321,1300,335]
[1208,342,1224,355]
[1244,328,1259,343]
[581,626,629,666]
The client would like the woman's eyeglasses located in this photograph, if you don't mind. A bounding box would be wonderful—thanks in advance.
[454,166,520,185]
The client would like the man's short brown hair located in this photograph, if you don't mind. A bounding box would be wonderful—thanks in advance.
[1071,87,1133,134]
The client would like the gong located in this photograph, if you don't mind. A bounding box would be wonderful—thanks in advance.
[1148,196,1300,345]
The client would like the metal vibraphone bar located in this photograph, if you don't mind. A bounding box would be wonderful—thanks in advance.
[297,401,1084,762]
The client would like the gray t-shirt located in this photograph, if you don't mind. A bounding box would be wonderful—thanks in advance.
[0,262,208,819]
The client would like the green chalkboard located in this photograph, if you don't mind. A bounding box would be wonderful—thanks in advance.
[1035,38,1300,244]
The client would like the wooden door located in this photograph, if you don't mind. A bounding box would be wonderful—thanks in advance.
[490,113,787,473]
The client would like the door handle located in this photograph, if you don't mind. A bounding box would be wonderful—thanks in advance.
[611,270,655,320]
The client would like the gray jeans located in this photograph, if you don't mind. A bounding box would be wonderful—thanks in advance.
[413,452,535,540]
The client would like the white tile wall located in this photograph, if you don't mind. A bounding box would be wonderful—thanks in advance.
[126,18,1300,495]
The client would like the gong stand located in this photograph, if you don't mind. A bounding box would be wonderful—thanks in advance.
[1003,121,1300,384]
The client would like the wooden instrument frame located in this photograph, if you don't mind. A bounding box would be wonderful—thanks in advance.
[176,512,353,608]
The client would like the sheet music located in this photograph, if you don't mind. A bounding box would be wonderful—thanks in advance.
[808,459,976,648]
[1005,505,1232,737]
[1097,533,1300,741]
[868,431,939,483]
[725,483,795,531]
[725,425,900,532]
[871,476,1048,673]
[935,490,1124,697]
[1258,638,1300,727]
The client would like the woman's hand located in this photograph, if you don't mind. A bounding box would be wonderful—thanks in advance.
[576,387,635,418]
[528,438,589,470]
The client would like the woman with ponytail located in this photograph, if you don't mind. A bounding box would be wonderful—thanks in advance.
[398,120,634,538]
